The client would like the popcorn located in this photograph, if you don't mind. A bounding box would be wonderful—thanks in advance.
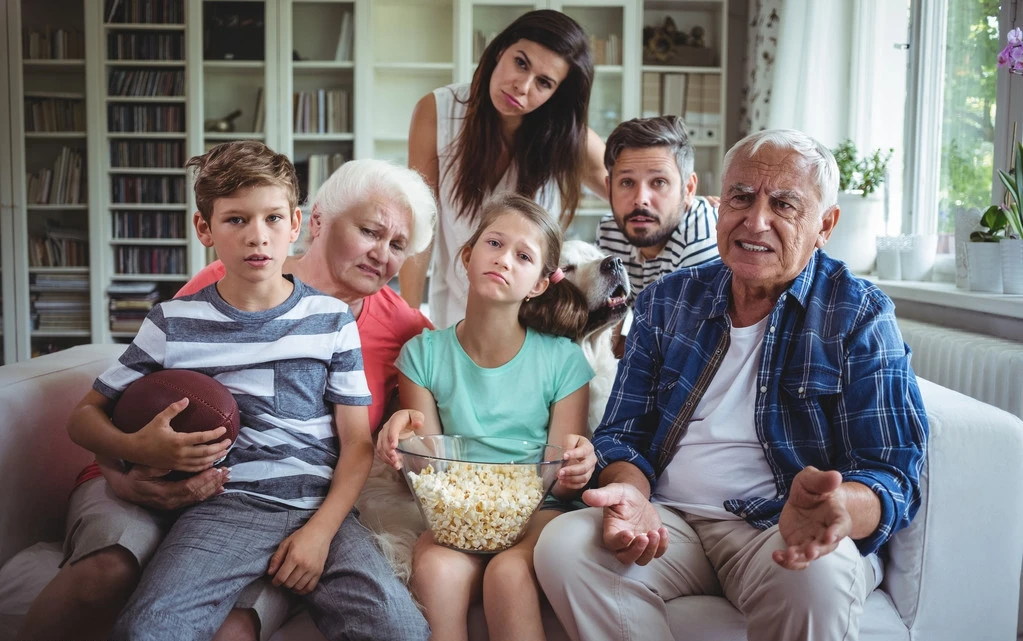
[407,462,546,552]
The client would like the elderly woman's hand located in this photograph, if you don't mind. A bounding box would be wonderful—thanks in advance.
[375,409,425,470]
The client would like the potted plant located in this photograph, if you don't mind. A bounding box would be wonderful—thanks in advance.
[968,140,1021,293]
[826,140,894,273]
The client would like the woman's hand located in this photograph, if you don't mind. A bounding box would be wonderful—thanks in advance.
[131,398,232,472]
[375,409,425,469]
[556,433,596,492]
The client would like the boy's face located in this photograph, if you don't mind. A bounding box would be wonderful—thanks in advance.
[194,185,300,284]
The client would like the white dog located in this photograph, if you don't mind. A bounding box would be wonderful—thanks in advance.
[357,241,630,581]
[558,239,630,431]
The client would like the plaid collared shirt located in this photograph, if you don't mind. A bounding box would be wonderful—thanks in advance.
[593,250,929,555]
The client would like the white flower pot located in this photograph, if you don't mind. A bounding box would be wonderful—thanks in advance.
[954,207,983,289]
[966,242,1004,293]
[1001,238,1023,295]
[826,191,884,274]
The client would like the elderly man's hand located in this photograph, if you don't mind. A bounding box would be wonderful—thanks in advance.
[774,466,852,570]
[103,463,228,511]
[583,483,668,566]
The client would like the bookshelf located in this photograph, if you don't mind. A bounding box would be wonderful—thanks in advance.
[103,0,193,342]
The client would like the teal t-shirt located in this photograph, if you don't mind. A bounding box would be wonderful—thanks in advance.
[397,325,594,444]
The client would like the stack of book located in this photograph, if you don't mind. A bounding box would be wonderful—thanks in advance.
[26,146,84,205]
[31,273,90,332]
[292,89,350,134]
[589,34,621,65]
[108,281,160,333]
[29,224,89,268]
[641,72,723,144]
[25,97,86,133]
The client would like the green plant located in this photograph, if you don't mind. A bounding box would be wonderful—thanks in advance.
[832,140,894,198]
[971,141,1022,242]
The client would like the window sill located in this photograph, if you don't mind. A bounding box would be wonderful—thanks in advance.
[867,278,1023,321]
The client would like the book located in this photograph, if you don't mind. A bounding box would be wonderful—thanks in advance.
[252,87,264,133]
[334,11,353,61]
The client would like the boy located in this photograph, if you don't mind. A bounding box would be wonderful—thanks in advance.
[67,141,429,641]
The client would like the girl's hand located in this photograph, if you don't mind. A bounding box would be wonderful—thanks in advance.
[132,398,231,472]
[557,434,596,491]
[267,523,332,595]
[375,409,425,470]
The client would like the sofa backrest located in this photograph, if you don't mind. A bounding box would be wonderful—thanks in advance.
[0,344,126,567]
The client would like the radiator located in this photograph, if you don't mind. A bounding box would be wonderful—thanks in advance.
[898,318,1023,420]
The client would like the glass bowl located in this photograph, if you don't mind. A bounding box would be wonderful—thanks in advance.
[395,434,564,554]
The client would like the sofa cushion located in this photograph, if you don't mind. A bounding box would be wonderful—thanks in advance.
[0,541,62,639]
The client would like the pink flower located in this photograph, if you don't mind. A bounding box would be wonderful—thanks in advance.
[1009,27,1023,47]
[998,28,1023,72]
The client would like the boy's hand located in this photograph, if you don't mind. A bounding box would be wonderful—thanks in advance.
[375,409,424,470]
[267,523,332,595]
[557,434,596,491]
[131,398,232,472]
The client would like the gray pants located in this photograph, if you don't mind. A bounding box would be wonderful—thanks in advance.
[534,505,875,641]
[111,492,429,641]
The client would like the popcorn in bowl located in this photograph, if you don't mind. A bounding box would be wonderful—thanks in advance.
[397,435,564,553]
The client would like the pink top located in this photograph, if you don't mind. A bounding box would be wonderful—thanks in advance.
[75,260,431,488]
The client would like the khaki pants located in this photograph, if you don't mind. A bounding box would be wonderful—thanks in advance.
[534,505,875,641]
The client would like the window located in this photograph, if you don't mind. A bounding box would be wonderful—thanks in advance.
[905,0,1022,260]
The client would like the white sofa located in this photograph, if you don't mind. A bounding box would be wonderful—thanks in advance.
[1,344,1022,641]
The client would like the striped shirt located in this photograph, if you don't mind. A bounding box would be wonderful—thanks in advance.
[95,276,371,510]
[595,196,720,301]
[593,250,928,555]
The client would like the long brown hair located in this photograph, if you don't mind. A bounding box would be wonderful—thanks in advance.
[461,193,587,340]
[450,10,593,229]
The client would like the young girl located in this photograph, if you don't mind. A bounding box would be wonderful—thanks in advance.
[377,193,596,641]
[400,9,609,329]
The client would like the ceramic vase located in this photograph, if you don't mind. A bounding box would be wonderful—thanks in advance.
[966,242,1004,293]
[954,207,983,289]
[827,191,884,273]
[1001,238,1023,295]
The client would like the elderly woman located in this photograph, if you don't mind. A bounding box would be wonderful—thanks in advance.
[19,159,437,641]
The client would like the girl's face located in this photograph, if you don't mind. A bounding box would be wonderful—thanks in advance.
[463,211,550,304]
[488,39,570,121]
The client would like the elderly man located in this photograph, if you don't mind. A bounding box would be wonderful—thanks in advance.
[596,115,719,302]
[534,129,928,641]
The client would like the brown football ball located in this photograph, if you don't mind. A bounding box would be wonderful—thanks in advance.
[111,369,240,444]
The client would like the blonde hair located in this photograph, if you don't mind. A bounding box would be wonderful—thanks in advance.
[461,193,587,339]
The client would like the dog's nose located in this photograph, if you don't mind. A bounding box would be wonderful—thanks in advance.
[601,256,623,274]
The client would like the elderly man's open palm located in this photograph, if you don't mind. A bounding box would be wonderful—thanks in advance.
[774,466,853,570]
[584,483,669,566]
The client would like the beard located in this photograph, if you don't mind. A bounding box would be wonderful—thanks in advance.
[618,207,682,249]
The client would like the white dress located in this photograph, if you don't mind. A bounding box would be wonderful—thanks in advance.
[430,83,561,329]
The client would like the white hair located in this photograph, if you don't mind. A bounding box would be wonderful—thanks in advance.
[722,129,839,214]
[304,159,437,255]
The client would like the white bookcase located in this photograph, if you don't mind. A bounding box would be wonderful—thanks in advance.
[0,0,730,361]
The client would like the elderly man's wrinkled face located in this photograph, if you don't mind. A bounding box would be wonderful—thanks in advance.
[317,197,413,299]
[717,146,838,297]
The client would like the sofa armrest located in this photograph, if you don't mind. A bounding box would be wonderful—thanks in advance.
[0,345,127,567]
[884,378,1023,639]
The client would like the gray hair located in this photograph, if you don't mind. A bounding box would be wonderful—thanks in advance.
[604,116,695,180]
[722,129,839,213]
[305,159,437,255]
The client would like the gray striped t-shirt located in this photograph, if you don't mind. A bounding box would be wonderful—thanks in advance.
[95,276,371,510]
[596,196,720,301]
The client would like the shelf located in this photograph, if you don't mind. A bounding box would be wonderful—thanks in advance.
[109,167,187,174]
[293,61,354,71]
[870,279,1023,321]
[107,132,186,139]
[104,23,185,31]
[23,91,85,100]
[293,133,354,142]
[641,65,723,74]
[203,61,265,70]
[595,65,624,74]
[105,59,185,67]
[23,59,85,68]
[24,132,87,139]
[374,134,408,143]
[28,266,90,274]
[645,0,724,10]
[112,273,188,282]
[26,204,88,211]
[32,330,91,338]
[108,203,187,210]
[110,238,189,246]
[204,132,266,141]
[106,96,186,103]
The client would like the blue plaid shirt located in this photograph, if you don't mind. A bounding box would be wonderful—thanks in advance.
[593,250,928,555]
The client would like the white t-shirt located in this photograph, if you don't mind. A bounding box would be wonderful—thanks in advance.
[653,316,776,519]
